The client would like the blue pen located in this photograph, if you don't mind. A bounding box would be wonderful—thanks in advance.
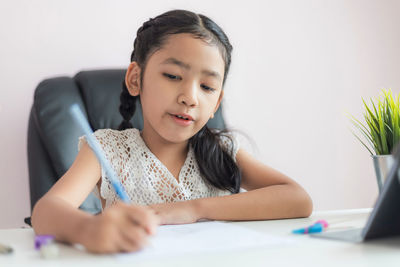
[292,223,324,234]
[69,104,131,203]
[292,220,328,234]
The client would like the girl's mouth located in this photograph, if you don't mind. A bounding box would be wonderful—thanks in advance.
[175,115,190,120]
[170,113,194,121]
[170,113,194,126]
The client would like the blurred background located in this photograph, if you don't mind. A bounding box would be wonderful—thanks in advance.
[1,0,399,228]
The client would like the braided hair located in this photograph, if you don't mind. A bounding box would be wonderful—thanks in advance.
[118,10,241,193]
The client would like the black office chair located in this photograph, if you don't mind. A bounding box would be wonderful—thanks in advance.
[26,69,226,225]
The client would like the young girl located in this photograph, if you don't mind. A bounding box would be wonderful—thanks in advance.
[32,9,312,254]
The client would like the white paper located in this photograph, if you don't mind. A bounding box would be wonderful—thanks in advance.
[116,221,294,262]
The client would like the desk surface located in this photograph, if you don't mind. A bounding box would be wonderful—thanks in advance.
[1,209,400,267]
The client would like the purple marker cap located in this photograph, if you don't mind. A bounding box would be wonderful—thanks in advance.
[35,235,55,250]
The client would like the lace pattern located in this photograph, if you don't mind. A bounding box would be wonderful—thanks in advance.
[78,128,239,209]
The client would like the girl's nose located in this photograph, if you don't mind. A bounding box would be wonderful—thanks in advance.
[177,81,199,107]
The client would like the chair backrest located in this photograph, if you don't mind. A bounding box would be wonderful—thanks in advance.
[27,69,226,214]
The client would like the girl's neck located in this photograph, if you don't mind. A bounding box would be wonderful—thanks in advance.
[140,129,189,164]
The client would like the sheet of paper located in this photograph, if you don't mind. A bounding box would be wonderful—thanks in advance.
[116,221,295,262]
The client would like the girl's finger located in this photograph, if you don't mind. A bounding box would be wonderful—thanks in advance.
[126,206,159,234]
[117,234,142,253]
[118,224,148,252]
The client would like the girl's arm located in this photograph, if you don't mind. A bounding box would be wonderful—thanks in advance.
[31,143,158,253]
[150,148,313,224]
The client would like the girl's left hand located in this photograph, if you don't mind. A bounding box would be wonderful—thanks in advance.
[148,200,201,225]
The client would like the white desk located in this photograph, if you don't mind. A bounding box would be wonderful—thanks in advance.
[1,209,400,267]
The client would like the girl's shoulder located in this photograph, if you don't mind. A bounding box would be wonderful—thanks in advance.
[93,127,140,140]
[78,128,141,151]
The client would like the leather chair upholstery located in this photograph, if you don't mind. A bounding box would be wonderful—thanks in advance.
[27,69,226,218]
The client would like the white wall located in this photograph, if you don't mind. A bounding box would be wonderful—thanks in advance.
[1,0,399,228]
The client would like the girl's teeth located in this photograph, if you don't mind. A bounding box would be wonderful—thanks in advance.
[176,115,188,120]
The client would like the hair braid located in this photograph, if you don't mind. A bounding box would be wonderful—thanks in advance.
[118,81,137,130]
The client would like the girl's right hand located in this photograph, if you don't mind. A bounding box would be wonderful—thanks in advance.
[80,202,159,254]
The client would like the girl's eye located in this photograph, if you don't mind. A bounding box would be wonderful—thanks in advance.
[201,84,215,92]
[163,73,215,92]
[163,73,181,80]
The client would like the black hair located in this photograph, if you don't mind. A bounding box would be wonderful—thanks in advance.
[118,9,241,193]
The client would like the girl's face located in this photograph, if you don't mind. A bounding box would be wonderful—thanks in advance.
[127,33,225,145]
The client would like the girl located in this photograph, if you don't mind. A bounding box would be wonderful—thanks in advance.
[32,9,312,254]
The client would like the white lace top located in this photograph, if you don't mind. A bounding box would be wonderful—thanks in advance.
[78,128,239,209]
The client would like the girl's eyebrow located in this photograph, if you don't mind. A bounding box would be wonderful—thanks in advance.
[161,57,222,81]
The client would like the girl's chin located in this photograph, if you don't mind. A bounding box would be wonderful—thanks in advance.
[159,130,197,144]
[163,134,192,144]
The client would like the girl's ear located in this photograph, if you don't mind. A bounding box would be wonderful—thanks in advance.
[125,62,142,96]
[211,90,224,118]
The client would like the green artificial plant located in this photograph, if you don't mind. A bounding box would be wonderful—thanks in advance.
[349,89,400,155]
